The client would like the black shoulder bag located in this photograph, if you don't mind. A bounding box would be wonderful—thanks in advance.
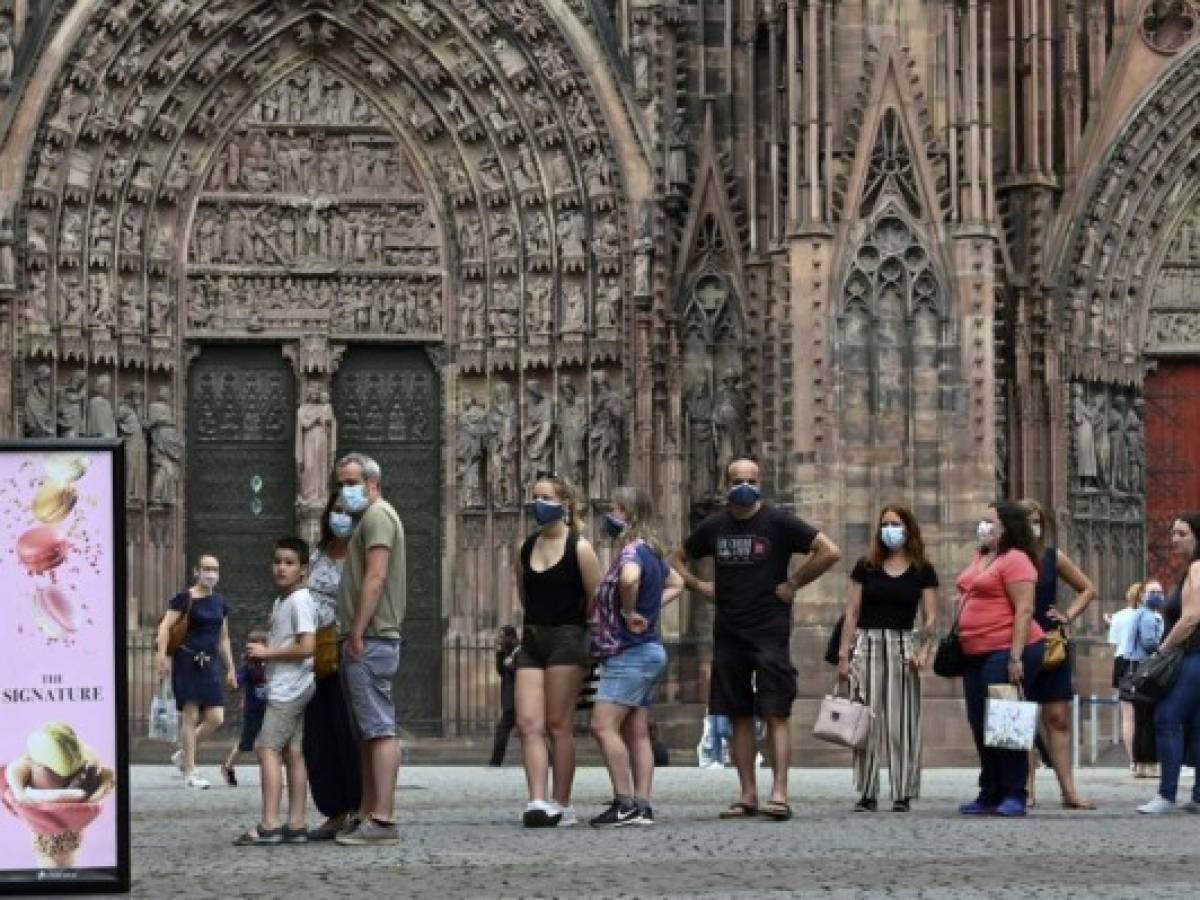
[1119,645,1184,704]
[933,596,967,678]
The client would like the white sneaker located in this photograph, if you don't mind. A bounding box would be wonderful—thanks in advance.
[185,773,211,790]
[1137,796,1175,814]
[549,802,578,827]
[521,800,561,828]
[170,749,184,775]
[705,760,724,770]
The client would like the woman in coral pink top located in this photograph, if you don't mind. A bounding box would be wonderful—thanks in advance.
[955,501,1046,818]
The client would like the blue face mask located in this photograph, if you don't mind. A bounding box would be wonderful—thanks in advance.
[880,525,906,550]
[329,511,354,538]
[1145,591,1164,610]
[603,512,627,539]
[727,482,761,507]
[533,499,565,527]
[340,483,369,513]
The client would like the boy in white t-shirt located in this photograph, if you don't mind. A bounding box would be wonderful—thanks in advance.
[234,537,317,846]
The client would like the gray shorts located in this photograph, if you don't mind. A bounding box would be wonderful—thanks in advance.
[254,684,315,753]
[341,638,402,740]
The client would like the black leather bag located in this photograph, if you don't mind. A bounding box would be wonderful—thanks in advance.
[933,597,967,678]
[823,616,845,667]
[1118,646,1184,703]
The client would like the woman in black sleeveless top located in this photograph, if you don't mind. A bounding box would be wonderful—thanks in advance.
[1021,500,1097,810]
[1139,513,1200,814]
[512,474,600,828]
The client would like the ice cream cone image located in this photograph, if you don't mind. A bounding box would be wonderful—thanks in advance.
[0,724,114,870]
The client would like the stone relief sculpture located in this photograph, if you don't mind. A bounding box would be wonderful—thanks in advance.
[488,382,519,508]
[685,373,716,500]
[589,370,621,500]
[22,364,55,437]
[456,393,488,509]
[1108,395,1131,493]
[557,374,588,488]
[1072,384,1098,489]
[85,374,117,438]
[713,369,749,468]
[147,386,183,506]
[56,370,87,437]
[117,385,147,502]
[296,382,337,505]
[524,380,555,479]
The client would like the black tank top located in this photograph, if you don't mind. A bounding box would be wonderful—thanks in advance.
[521,531,587,627]
[1163,583,1200,655]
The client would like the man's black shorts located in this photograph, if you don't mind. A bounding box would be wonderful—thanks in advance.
[709,630,797,718]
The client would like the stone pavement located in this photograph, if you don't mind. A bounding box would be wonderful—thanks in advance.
[119,764,1196,899]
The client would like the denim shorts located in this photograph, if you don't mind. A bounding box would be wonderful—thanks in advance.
[596,642,667,709]
[340,638,402,740]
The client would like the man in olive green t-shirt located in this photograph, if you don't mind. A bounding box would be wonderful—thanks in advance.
[333,452,406,846]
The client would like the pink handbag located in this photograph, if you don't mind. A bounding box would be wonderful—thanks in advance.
[812,685,874,750]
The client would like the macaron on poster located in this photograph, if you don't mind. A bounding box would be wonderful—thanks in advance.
[0,449,118,876]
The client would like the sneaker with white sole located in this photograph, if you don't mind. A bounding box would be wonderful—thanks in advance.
[335,817,399,846]
[521,800,561,828]
[589,799,639,828]
[1137,796,1176,814]
[550,802,578,827]
[185,773,211,789]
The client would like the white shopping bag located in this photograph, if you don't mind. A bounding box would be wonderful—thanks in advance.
[148,683,179,743]
[984,685,1038,751]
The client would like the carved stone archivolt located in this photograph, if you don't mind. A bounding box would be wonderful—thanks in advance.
[1139,1,1199,55]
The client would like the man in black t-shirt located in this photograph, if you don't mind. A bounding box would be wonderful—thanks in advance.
[669,458,841,819]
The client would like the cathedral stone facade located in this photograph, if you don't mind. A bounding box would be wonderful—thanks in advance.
[1,0,1198,746]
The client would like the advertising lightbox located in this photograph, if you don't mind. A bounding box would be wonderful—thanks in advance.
[0,441,129,894]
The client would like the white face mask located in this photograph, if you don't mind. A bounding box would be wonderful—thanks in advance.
[976,520,996,546]
[1030,522,1042,540]
[197,572,219,590]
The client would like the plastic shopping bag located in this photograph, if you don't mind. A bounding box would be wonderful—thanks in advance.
[149,683,179,743]
[984,684,1037,751]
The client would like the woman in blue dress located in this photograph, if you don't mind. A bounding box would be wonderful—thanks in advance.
[155,554,236,789]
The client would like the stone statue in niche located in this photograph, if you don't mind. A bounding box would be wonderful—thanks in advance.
[714,369,749,467]
[117,384,147,502]
[85,373,117,438]
[455,393,488,510]
[1070,385,1099,490]
[57,370,88,438]
[0,21,13,92]
[629,32,651,95]
[685,374,716,500]
[595,279,620,329]
[0,204,15,289]
[296,382,337,505]
[1092,393,1111,487]
[562,284,587,332]
[589,370,621,500]
[557,375,587,487]
[1108,395,1131,493]
[524,380,555,480]
[558,213,586,257]
[61,281,86,329]
[26,272,50,334]
[89,275,114,332]
[23,364,55,438]
[488,382,519,508]
[1126,399,1145,495]
[147,386,184,506]
[593,218,619,256]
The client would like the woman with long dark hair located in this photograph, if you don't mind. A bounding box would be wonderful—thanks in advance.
[513,473,601,827]
[1138,513,1200,813]
[1020,499,1097,809]
[955,501,1046,817]
[837,504,938,812]
[299,490,362,839]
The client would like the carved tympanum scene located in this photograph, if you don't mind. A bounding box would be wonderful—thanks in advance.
[2,1,1199,741]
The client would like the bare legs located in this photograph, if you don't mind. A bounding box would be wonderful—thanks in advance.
[355,736,400,823]
[258,745,308,830]
[622,708,654,801]
[1120,700,1136,767]
[1042,701,1091,806]
[590,702,634,797]
[516,665,584,805]
[180,703,224,774]
[730,715,790,807]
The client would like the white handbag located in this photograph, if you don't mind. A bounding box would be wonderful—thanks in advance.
[812,685,874,750]
[984,685,1038,751]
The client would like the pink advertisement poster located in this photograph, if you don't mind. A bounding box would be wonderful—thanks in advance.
[0,447,122,885]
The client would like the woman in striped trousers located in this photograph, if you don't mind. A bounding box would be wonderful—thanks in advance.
[837,504,939,812]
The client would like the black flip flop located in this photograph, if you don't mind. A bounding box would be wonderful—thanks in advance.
[760,801,793,821]
[718,802,758,819]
